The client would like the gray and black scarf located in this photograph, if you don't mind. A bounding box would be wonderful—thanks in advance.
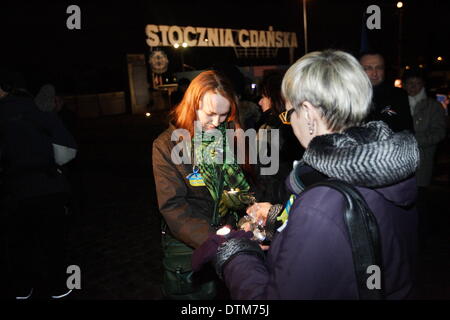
[290,121,419,192]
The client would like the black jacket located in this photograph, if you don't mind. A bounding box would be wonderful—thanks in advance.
[368,83,414,133]
[254,109,304,203]
[0,95,77,199]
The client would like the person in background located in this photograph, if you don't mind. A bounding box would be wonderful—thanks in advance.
[403,69,447,246]
[0,75,77,300]
[255,71,286,130]
[35,83,81,214]
[359,51,414,133]
[254,71,304,204]
[35,83,78,137]
[403,70,446,187]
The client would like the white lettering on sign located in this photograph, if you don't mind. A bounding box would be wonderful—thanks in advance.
[184,26,197,47]
[145,25,298,48]
[197,27,208,47]
[239,29,250,48]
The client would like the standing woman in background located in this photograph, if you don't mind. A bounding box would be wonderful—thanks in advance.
[255,71,304,204]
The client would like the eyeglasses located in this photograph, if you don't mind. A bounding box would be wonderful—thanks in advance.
[279,108,295,125]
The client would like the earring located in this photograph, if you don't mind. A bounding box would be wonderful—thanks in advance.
[308,123,314,135]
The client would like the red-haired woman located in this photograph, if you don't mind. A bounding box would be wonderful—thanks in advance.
[152,70,252,299]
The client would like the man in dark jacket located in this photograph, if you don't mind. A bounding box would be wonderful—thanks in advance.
[359,52,414,133]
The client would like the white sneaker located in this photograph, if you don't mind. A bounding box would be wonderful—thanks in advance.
[51,289,73,299]
[16,288,33,300]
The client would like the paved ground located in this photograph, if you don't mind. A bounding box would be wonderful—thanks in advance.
[65,113,167,300]
[63,112,450,300]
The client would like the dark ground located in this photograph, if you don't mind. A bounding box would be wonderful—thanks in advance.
[62,111,450,300]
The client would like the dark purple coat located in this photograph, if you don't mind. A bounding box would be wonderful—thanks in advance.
[223,177,418,299]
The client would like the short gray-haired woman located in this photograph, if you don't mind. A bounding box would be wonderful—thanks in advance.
[192,50,420,299]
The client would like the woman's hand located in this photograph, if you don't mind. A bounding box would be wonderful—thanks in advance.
[246,202,272,226]
[192,230,254,272]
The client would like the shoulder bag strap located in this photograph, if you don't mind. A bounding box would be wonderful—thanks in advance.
[304,179,384,300]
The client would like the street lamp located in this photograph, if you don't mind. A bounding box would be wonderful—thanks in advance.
[303,0,308,54]
[173,43,187,71]
[397,2,404,77]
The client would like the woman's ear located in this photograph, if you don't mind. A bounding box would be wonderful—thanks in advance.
[302,101,315,121]
[303,101,323,121]
[303,101,333,135]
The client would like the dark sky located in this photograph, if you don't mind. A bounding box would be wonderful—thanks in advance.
[1,0,448,94]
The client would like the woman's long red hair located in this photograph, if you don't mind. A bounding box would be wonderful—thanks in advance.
[170,70,255,182]
[170,70,241,136]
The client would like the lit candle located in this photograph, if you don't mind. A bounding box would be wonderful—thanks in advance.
[227,188,240,194]
[216,226,231,236]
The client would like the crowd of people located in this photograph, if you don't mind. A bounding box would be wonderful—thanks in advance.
[152,50,448,300]
[1,46,448,300]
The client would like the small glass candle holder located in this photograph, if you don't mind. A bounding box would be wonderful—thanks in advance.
[237,215,266,242]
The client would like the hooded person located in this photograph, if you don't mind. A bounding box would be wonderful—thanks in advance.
[35,84,57,112]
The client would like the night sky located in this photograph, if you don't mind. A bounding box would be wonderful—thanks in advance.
[1,0,449,95]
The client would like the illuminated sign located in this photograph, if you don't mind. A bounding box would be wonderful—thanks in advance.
[145,25,298,48]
